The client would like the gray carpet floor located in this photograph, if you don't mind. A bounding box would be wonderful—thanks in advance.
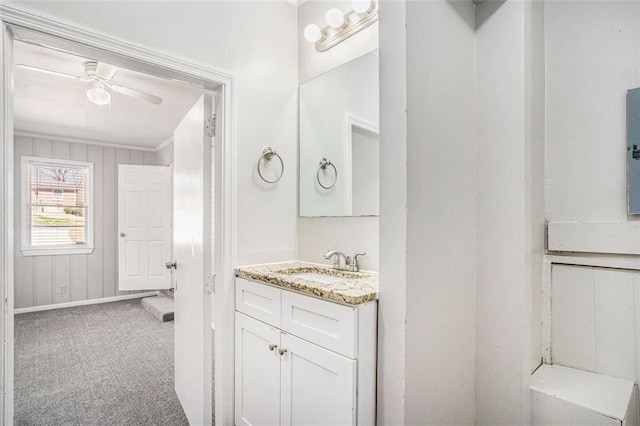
[14,299,191,426]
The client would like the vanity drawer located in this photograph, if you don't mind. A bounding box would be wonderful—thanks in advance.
[235,278,281,327]
[281,290,357,358]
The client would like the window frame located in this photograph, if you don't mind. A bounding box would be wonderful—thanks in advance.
[21,156,95,256]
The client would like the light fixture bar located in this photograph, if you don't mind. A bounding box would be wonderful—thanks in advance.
[314,7,378,52]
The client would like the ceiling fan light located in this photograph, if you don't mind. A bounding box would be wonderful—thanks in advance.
[86,84,111,106]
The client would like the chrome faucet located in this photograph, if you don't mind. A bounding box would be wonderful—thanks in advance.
[324,250,367,272]
[324,250,349,270]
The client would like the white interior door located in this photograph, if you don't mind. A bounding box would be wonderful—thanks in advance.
[173,94,213,425]
[117,165,172,291]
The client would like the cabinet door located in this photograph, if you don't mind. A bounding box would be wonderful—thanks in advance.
[280,334,356,426]
[235,313,281,426]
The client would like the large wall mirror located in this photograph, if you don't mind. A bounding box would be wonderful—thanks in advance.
[299,51,379,217]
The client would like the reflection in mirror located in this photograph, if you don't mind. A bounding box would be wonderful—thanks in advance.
[299,51,379,217]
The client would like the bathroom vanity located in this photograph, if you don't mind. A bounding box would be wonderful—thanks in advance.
[234,262,378,426]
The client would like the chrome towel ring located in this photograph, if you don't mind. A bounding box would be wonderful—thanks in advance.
[317,157,337,189]
[257,146,284,184]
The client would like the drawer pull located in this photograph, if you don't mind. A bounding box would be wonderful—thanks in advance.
[279,348,288,356]
[268,343,278,351]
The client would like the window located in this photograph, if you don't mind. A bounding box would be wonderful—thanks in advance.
[22,157,94,256]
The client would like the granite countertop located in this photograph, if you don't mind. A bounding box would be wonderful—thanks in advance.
[235,261,378,305]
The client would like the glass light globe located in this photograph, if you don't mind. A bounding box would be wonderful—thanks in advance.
[304,24,323,43]
[326,8,345,28]
[352,0,373,13]
[86,84,111,105]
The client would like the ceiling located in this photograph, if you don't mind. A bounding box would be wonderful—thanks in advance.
[13,41,205,150]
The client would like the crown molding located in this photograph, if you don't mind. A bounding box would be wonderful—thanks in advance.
[14,130,159,152]
[154,137,174,152]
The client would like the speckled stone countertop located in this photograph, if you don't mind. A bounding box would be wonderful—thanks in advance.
[235,261,378,305]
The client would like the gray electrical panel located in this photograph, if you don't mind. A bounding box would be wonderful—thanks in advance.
[628,88,640,214]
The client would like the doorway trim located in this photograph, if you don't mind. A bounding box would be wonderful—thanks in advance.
[0,5,236,425]
[344,113,379,216]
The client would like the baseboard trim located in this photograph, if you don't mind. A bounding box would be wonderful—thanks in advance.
[14,291,160,314]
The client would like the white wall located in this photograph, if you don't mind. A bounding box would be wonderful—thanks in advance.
[10,0,299,267]
[404,1,477,423]
[551,264,640,383]
[297,0,379,271]
[529,0,546,379]
[475,0,544,423]
[13,135,157,308]
[543,2,640,418]
[380,1,544,422]
[155,141,173,167]
[377,0,407,421]
[297,216,379,270]
[378,0,477,423]
[546,1,640,225]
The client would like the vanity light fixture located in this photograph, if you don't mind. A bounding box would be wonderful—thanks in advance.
[303,0,378,52]
[325,8,346,28]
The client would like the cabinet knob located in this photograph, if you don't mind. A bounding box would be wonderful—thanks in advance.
[268,343,277,351]
[279,348,287,356]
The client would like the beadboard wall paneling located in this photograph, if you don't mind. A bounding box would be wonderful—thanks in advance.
[13,135,160,309]
[551,264,639,383]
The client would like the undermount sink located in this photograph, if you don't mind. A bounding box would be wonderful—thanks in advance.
[288,272,347,285]
[275,265,365,285]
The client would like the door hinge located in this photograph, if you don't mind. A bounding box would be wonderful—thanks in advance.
[205,274,215,295]
[205,113,216,138]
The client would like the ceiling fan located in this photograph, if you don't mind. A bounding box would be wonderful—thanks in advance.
[16,61,163,106]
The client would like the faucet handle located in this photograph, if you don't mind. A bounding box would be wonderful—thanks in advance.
[351,252,367,272]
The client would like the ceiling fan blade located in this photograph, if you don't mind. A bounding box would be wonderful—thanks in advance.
[108,83,163,105]
[16,64,85,81]
[96,62,118,80]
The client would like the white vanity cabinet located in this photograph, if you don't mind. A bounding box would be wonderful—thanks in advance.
[234,277,377,426]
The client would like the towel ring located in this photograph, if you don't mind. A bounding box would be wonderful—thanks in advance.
[316,157,337,190]
[257,147,284,184]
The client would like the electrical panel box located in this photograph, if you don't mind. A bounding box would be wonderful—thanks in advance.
[627,88,640,214]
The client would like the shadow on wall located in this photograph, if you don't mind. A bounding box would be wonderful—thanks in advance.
[474,0,507,30]
[446,0,478,30]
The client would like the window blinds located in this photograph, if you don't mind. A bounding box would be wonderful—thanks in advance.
[27,161,89,247]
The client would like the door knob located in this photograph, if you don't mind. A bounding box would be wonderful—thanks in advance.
[278,348,287,356]
[268,343,278,351]
[120,232,125,237]
[165,261,177,270]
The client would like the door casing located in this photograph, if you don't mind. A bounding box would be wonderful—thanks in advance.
[0,5,237,425]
